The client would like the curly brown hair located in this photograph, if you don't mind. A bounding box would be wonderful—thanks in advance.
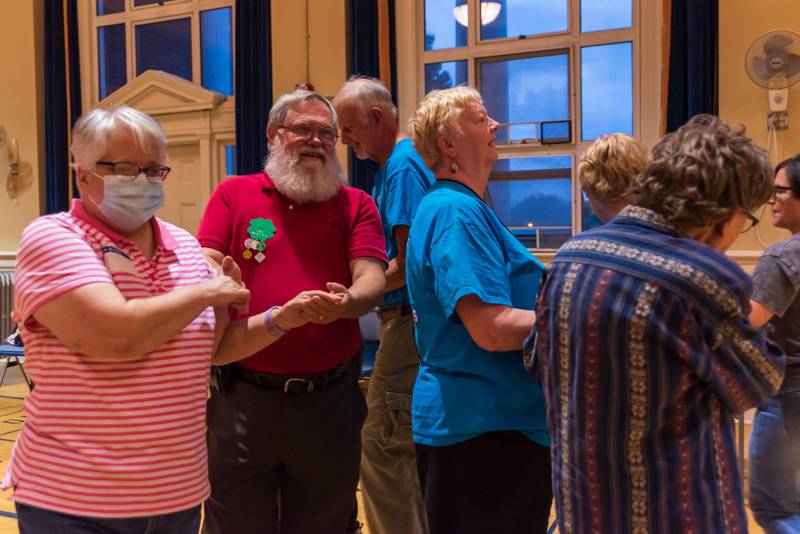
[628,114,773,234]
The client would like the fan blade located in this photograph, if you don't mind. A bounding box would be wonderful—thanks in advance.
[786,53,800,80]
[764,34,794,55]
[752,56,773,81]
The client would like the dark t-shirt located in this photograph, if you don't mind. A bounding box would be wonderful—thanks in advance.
[752,233,800,393]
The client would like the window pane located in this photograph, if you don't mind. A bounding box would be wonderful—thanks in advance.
[135,18,192,81]
[225,145,237,176]
[481,0,567,41]
[98,24,126,99]
[97,0,124,16]
[488,155,573,249]
[581,0,632,32]
[581,191,604,231]
[424,61,467,94]
[201,8,233,95]
[481,54,569,144]
[581,42,632,141]
[425,0,467,50]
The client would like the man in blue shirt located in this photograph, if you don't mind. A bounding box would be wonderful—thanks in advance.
[335,77,434,534]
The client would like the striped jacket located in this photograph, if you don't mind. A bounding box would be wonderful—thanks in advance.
[535,206,785,533]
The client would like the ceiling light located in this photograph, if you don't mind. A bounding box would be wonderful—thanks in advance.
[453,2,502,27]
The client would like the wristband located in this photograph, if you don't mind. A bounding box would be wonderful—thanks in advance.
[263,306,288,337]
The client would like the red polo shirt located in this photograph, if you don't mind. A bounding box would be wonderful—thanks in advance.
[198,172,387,374]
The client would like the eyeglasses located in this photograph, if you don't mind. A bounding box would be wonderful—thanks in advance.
[276,123,339,147]
[95,161,171,183]
[741,211,760,233]
[771,185,793,201]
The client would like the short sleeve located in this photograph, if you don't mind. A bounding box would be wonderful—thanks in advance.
[383,168,429,230]
[430,219,512,319]
[752,253,800,318]
[14,217,114,323]
[197,182,234,254]
[347,191,388,265]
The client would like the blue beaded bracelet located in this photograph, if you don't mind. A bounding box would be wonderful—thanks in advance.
[263,306,288,337]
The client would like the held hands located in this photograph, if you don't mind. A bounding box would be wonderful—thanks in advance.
[272,282,351,330]
[220,255,245,287]
[309,282,351,324]
[220,255,249,313]
[203,272,251,309]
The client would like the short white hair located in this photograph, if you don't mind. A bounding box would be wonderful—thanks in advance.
[333,76,397,123]
[71,105,167,168]
[268,90,338,130]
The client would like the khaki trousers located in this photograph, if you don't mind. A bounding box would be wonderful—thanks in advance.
[360,313,428,534]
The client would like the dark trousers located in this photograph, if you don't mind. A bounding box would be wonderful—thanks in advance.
[415,431,552,534]
[202,358,367,534]
[16,502,200,534]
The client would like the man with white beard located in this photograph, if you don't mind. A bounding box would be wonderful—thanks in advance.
[198,90,387,534]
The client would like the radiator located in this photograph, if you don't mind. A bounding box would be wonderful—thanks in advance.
[0,271,14,341]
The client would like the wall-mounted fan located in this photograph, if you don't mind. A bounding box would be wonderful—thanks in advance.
[745,29,800,130]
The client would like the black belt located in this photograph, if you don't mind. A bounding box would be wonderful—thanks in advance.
[234,358,354,395]
[377,303,413,322]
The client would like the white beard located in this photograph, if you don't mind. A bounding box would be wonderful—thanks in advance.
[264,142,344,204]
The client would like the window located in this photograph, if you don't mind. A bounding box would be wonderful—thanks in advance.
[487,156,573,248]
[87,0,235,101]
[417,0,659,250]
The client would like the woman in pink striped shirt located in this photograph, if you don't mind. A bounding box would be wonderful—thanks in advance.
[5,106,336,533]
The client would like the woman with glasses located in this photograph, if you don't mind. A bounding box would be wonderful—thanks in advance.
[4,105,318,532]
[748,155,800,533]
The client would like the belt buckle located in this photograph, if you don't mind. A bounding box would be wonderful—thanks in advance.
[378,305,398,321]
[283,377,313,394]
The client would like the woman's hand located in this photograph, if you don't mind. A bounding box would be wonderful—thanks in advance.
[202,275,251,309]
[220,255,249,313]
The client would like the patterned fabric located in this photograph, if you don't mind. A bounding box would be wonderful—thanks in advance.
[5,200,216,518]
[534,206,786,534]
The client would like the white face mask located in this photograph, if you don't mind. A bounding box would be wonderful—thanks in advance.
[92,173,165,232]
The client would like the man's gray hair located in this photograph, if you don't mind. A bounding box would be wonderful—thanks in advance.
[71,105,167,168]
[333,75,398,123]
[268,90,338,129]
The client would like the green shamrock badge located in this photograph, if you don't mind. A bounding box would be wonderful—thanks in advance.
[247,218,277,241]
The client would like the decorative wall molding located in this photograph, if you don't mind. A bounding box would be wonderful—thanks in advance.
[0,252,16,270]
[99,70,226,116]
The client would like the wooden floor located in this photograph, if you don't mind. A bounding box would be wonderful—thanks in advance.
[0,368,766,534]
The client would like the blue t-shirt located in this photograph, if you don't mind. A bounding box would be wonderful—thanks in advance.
[405,179,550,447]
[372,138,435,307]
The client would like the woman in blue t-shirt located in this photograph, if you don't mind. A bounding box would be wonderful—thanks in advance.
[405,86,551,534]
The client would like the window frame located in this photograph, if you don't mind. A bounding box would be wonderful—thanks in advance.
[407,0,662,252]
[78,0,235,107]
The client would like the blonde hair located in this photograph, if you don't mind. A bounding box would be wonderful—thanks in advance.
[408,86,481,170]
[578,133,648,205]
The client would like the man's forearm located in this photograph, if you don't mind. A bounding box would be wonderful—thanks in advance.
[343,261,386,318]
[384,257,406,293]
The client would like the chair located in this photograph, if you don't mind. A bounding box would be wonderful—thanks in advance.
[0,344,31,391]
